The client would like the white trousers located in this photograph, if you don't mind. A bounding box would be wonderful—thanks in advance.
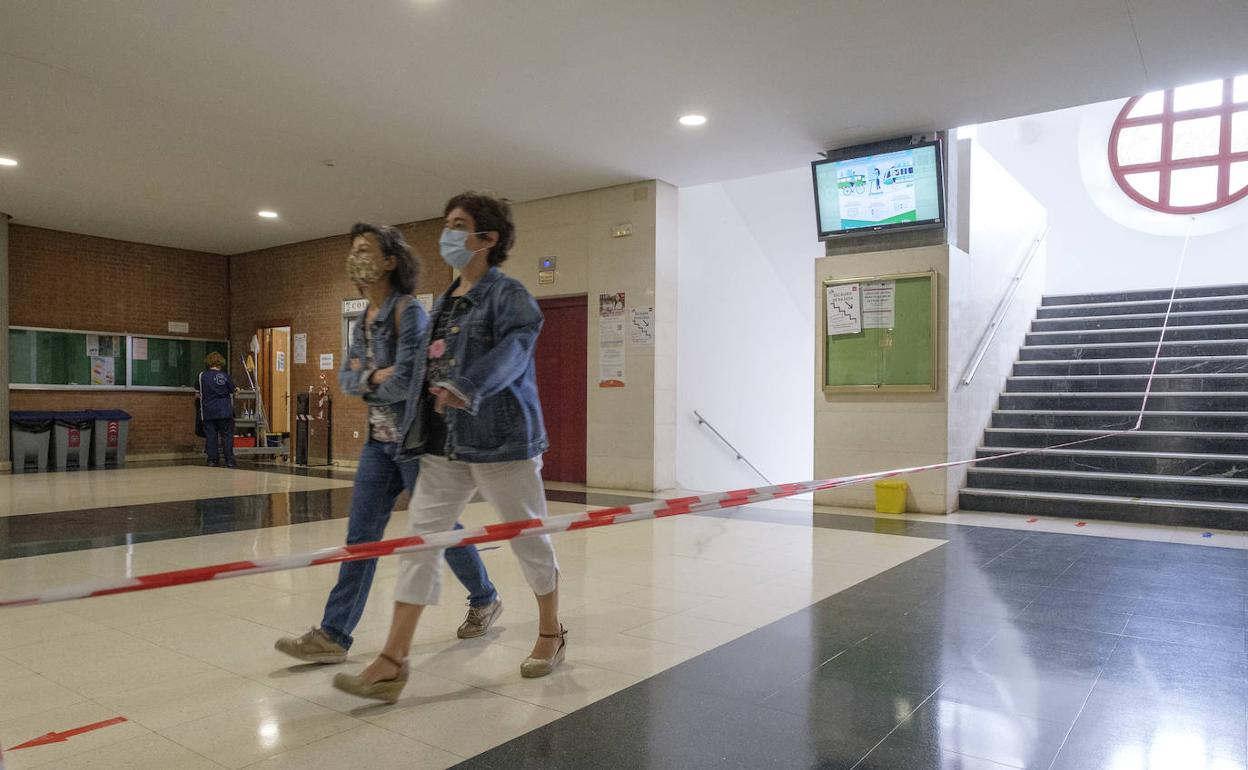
[394,454,559,606]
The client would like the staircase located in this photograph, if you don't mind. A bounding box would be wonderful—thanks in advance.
[960,283,1248,529]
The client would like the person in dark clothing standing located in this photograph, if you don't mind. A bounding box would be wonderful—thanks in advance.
[198,352,239,468]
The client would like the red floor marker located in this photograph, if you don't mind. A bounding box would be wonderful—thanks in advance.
[1075,522,1087,527]
[1026,518,1038,523]
[9,717,127,751]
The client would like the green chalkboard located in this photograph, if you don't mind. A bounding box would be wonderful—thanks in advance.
[7,328,129,387]
[822,271,938,392]
[130,337,229,389]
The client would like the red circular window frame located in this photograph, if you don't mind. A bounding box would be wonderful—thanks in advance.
[1109,79,1248,215]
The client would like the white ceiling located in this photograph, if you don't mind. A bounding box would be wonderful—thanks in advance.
[2,0,1246,254]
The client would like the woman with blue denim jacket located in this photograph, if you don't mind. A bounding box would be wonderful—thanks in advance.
[335,194,564,702]
[275,223,501,666]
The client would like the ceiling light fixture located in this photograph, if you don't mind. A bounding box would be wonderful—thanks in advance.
[0,157,18,167]
[678,114,707,127]
[257,210,279,219]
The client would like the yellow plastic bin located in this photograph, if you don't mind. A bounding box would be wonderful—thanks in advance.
[874,480,908,514]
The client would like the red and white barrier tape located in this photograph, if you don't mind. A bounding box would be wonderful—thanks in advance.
[0,223,1197,611]
[0,429,1134,610]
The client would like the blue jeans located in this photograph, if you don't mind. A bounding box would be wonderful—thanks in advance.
[320,441,497,649]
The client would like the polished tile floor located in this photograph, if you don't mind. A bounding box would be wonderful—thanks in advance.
[2,464,1247,768]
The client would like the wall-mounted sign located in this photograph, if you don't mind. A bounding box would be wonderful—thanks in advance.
[342,298,368,315]
[319,353,335,370]
[168,321,189,334]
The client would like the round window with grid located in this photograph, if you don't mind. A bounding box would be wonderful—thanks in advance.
[1109,75,1248,214]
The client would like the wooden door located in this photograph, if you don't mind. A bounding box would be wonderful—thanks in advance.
[534,296,588,483]
[268,327,291,433]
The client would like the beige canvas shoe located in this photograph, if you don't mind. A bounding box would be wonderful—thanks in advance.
[457,599,504,639]
[274,627,348,664]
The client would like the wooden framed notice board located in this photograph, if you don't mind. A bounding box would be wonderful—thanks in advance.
[822,270,938,393]
[8,326,228,391]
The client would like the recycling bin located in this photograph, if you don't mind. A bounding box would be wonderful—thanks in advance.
[87,409,132,468]
[9,412,53,473]
[52,411,94,471]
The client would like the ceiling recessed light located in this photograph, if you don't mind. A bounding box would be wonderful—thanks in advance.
[257,210,279,219]
[678,114,707,127]
[0,157,18,167]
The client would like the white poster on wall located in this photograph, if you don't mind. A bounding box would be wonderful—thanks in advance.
[598,292,626,387]
[629,307,654,347]
[293,334,307,364]
[276,351,286,372]
[319,353,335,370]
[90,357,115,386]
[416,294,434,312]
[132,337,148,361]
[825,284,862,335]
[862,280,897,329]
[86,335,100,357]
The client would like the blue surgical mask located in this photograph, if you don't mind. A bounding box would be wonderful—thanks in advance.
[439,228,487,271]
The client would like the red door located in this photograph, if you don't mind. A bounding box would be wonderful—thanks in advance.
[534,296,588,483]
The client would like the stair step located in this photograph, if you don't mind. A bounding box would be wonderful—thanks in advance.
[998,392,1248,412]
[958,488,1248,529]
[983,427,1248,454]
[1013,356,1248,377]
[975,446,1248,478]
[1031,309,1248,332]
[1019,339,1248,361]
[1026,323,1248,346]
[991,410,1248,431]
[1036,295,1248,319]
[1006,374,1248,393]
[966,467,1248,503]
[1042,284,1248,306]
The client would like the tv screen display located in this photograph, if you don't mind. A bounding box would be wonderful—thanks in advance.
[812,141,944,239]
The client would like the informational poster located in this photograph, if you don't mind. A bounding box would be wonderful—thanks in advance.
[167,321,189,334]
[276,350,286,372]
[319,353,335,370]
[90,356,115,385]
[598,292,626,387]
[132,337,148,361]
[86,335,99,357]
[861,280,897,329]
[825,284,862,335]
[293,333,307,364]
[630,307,654,347]
[416,294,434,312]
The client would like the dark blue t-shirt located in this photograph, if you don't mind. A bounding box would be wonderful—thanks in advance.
[198,369,236,420]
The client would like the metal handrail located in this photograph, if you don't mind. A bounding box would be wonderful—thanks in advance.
[959,226,1050,387]
[693,410,772,485]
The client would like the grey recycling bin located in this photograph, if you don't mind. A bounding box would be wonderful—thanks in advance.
[9,412,53,474]
[87,409,132,468]
[52,411,94,471]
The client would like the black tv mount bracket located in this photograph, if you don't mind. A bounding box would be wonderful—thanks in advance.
[819,132,939,159]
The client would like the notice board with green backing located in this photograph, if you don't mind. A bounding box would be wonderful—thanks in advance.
[129,336,230,389]
[822,271,938,393]
[8,327,228,390]
[7,328,129,388]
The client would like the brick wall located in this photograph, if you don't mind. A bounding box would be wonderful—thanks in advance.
[229,220,452,463]
[8,225,228,457]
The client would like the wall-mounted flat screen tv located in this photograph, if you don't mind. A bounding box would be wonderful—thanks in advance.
[812,139,944,239]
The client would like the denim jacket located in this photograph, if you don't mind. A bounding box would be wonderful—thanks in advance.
[398,267,548,463]
[338,291,429,453]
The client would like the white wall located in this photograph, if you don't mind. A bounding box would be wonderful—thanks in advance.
[976,99,1248,295]
[676,167,819,492]
[946,142,1048,502]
